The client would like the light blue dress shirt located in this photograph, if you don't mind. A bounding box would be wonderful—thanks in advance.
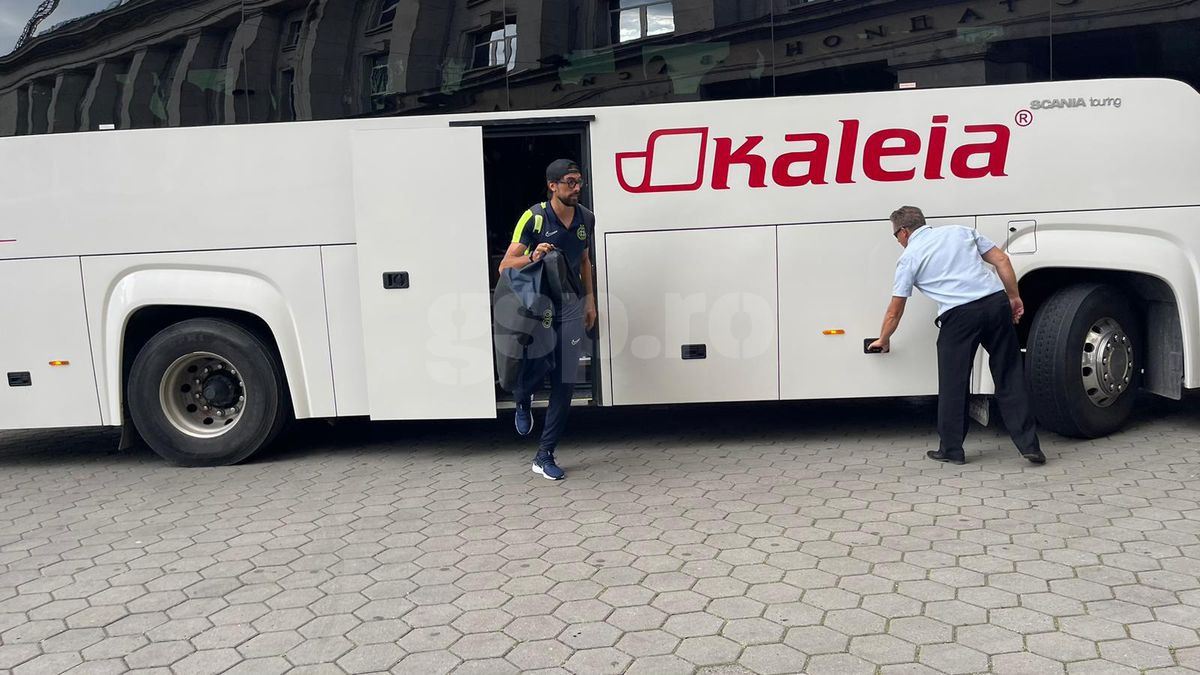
[892,225,1004,317]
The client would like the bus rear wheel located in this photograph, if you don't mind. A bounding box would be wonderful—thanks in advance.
[128,318,290,466]
[1026,283,1140,439]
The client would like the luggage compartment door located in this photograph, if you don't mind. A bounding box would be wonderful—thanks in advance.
[778,220,953,400]
[0,257,100,430]
[605,226,779,405]
[351,127,496,420]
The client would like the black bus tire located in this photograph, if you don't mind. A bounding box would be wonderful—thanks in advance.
[127,318,291,466]
[1026,283,1140,439]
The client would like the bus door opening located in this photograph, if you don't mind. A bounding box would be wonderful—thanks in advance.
[469,118,597,408]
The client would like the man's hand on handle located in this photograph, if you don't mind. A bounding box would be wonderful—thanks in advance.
[530,243,555,262]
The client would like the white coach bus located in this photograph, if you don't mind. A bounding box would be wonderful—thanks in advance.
[0,77,1196,464]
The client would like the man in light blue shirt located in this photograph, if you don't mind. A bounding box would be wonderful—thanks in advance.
[869,206,1045,466]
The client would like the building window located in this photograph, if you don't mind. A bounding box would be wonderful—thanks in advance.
[610,0,674,44]
[375,0,399,29]
[284,20,302,49]
[471,22,517,71]
[368,53,391,111]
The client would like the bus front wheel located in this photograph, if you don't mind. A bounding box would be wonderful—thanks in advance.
[1026,283,1140,439]
[128,318,290,466]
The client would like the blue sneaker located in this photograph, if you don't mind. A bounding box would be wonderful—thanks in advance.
[514,398,534,436]
[532,454,565,480]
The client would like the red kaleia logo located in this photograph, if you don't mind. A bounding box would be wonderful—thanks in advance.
[615,116,1012,193]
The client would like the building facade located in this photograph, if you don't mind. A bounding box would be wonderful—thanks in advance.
[1,0,1197,137]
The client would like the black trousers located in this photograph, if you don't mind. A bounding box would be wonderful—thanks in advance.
[936,291,1041,459]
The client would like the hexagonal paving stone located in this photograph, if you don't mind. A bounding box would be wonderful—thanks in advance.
[1059,615,1129,642]
[822,609,885,636]
[504,639,570,671]
[606,605,669,632]
[723,618,786,646]
[661,611,724,638]
[450,631,515,659]
[783,625,849,654]
[236,630,304,658]
[1027,631,1100,662]
[848,634,916,665]
[615,630,680,658]
[554,599,613,624]
[283,637,355,666]
[926,599,990,627]
[393,649,461,674]
[804,653,876,675]
[1066,659,1140,675]
[505,615,567,642]
[564,646,632,674]
[171,648,244,675]
[956,624,1024,655]
[14,654,84,675]
[398,626,461,653]
[559,621,622,649]
[336,644,405,673]
[625,654,695,675]
[1175,645,1200,671]
[1098,639,1175,669]
[739,643,808,675]
[992,651,1066,674]
[123,640,194,669]
[918,643,989,674]
[676,635,743,666]
[1128,621,1200,649]
[990,607,1056,634]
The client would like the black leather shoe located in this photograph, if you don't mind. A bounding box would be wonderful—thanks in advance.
[926,450,966,465]
[1022,449,1047,464]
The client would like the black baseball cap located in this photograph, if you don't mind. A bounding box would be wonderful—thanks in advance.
[546,159,582,182]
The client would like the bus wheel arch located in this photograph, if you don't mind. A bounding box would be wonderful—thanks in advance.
[1020,269,1183,438]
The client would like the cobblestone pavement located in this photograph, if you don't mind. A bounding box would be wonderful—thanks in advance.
[0,394,1198,675]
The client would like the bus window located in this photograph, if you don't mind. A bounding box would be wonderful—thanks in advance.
[1052,18,1200,92]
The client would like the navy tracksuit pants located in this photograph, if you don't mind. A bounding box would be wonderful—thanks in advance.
[514,300,586,458]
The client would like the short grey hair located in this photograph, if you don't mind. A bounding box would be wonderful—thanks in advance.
[890,205,926,232]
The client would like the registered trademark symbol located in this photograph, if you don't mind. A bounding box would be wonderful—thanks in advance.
[1015,109,1033,126]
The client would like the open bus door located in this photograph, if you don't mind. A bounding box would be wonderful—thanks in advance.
[351,127,496,420]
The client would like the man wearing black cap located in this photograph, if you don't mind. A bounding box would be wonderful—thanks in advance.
[498,159,596,480]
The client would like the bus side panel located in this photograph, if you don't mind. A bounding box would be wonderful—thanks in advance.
[778,220,947,400]
[321,245,369,417]
[605,226,778,405]
[0,257,101,430]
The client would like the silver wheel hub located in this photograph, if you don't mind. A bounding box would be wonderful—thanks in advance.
[160,352,246,438]
[1080,317,1132,408]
